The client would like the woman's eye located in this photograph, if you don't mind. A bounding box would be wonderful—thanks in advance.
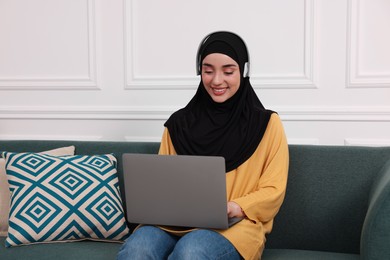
[204,71,213,74]
[224,71,234,75]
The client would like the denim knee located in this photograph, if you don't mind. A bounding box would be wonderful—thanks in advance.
[168,230,241,260]
[117,226,177,260]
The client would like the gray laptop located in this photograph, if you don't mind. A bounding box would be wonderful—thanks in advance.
[122,153,243,230]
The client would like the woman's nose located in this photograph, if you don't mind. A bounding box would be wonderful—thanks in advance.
[212,72,223,85]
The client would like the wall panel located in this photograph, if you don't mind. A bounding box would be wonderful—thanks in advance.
[125,0,317,89]
[0,0,389,145]
[347,0,390,88]
[0,0,97,89]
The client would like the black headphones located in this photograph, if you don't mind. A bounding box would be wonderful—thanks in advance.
[196,31,250,78]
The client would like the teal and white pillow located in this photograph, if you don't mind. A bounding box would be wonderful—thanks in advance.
[3,152,129,247]
[0,146,76,237]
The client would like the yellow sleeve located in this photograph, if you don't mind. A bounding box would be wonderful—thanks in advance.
[158,127,177,155]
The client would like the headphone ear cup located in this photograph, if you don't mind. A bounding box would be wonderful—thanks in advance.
[196,49,201,75]
[243,62,250,77]
[196,34,212,75]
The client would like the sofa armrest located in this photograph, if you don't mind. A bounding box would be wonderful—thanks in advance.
[361,159,390,260]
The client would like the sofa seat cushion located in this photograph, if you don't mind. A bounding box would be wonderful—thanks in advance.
[0,236,121,260]
[262,249,360,260]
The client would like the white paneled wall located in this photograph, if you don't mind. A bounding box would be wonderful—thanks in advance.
[0,0,389,145]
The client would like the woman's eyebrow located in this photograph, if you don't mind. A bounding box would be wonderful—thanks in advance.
[202,63,213,67]
[222,64,238,68]
[202,63,237,68]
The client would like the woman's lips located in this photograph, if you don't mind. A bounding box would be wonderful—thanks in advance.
[211,87,227,96]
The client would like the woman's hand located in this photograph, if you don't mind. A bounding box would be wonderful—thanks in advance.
[227,201,245,218]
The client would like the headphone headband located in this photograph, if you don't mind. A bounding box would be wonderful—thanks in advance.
[196,31,250,77]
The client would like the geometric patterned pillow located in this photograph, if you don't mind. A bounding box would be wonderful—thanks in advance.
[0,146,75,237]
[2,152,130,247]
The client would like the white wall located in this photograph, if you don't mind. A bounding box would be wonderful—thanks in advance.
[0,0,389,145]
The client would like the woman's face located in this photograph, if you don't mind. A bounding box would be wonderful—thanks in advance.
[201,53,241,103]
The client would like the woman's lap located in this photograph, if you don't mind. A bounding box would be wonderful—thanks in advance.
[117,226,178,260]
[117,226,241,260]
[170,229,242,259]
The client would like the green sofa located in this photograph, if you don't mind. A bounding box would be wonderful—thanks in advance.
[1,140,389,260]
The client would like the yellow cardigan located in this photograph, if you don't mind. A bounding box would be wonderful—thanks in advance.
[158,113,289,260]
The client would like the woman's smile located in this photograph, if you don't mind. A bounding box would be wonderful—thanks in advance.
[211,87,228,96]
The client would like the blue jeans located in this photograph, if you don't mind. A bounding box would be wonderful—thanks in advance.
[117,226,242,260]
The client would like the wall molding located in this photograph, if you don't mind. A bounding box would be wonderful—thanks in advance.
[1,105,390,122]
[124,136,161,142]
[287,138,319,145]
[0,0,98,90]
[346,0,390,88]
[344,138,390,147]
[0,106,171,120]
[276,106,390,121]
[124,0,317,90]
[0,134,103,141]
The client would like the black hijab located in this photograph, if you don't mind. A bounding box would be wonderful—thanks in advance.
[164,31,274,172]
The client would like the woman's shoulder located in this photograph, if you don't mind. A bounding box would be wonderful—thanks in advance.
[256,108,279,123]
[264,111,286,138]
[267,112,283,126]
[269,111,281,121]
[164,107,188,127]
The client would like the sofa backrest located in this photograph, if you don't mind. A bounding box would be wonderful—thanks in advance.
[265,145,390,255]
[0,140,160,231]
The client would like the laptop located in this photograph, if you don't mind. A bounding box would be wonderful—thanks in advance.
[122,153,243,230]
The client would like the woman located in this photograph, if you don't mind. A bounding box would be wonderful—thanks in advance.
[117,31,289,260]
